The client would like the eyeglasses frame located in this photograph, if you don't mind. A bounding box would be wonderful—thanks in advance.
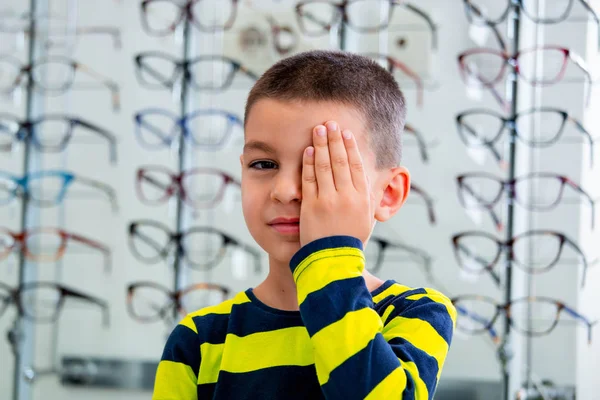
[126,280,230,323]
[133,107,243,150]
[134,51,259,92]
[0,281,109,326]
[456,172,596,230]
[140,0,240,35]
[127,219,261,271]
[455,107,595,168]
[0,226,111,271]
[0,53,120,111]
[451,229,594,287]
[451,294,597,344]
[0,112,117,163]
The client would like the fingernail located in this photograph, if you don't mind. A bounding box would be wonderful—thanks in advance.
[316,126,326,136]
[326,121,337,131]
[306,147,314,156]
[343,130,352,140]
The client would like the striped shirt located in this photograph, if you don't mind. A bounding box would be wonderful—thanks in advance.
[153,236,456,399]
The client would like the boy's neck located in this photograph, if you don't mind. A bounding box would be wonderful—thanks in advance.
[252,256,387,312]
[253,256,300,311]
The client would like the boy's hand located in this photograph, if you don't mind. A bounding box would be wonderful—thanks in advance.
[300,121,374,247]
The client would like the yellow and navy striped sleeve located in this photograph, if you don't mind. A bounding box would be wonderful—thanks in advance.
[290,235,457,400]
[153,314,200,400]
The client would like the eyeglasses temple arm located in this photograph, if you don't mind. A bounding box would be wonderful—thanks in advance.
[484,139,504,165]
[409,184,436,224]
[64,288,110,328]
[391,57,424,107]
[139,174,172,193]
[404,124,429,163]
[456,117,504,164]
[464,1,507,50]
[0,176,24,200]
[68,232,112,274]
[238,64,260,81]
[455,304,499,344]
[460,182,503,230]
[230,175,242,188]
[387,241,437,282]
[579,0,600,23]
[564,178,595,230]
[229,112,244,127]
[0,283,13,317]
[577,0,600,50]
[562,304,593,344]
[567,115,594,168]
[488,22,507,52]
[298,9,333,32]
[6,62,28,94]
[136,112,178,147]
[73,175,119,213]
[397,2,438,50]
[132,229,167,258]
[488,85,510,113]
[76,63,121,112]
[137,59,175,90]
[456,242,502,286]
[567,51,594,107]
[563,235,589,288]
[74,118,118,164]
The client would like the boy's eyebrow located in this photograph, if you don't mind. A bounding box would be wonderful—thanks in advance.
[243,140,276,154]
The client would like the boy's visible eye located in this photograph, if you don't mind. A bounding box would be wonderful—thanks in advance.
[248,160,278,170]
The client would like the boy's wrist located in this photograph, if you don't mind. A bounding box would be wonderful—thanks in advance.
[290,235,364,278]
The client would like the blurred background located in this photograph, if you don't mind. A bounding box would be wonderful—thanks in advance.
[0,0,598,399]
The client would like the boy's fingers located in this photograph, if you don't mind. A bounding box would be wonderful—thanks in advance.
[313,125,335,195]
[325,121,352,190]
[343,129,368,192]
[302,146,317,198]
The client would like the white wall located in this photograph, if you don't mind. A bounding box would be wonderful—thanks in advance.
[0,0,596,399]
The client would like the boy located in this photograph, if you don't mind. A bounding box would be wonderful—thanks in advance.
[153,50,456,400]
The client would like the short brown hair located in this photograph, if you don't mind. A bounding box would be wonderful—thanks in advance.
[244,50,406,168]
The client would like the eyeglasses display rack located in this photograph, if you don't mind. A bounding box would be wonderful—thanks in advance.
[457,2,596,399]
[2,2,596,400]
[5,0,118,398]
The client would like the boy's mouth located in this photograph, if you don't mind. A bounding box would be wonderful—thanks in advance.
[268,217,300,234]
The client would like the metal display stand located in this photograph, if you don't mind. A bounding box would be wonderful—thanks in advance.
[171,17,193,320]
[9,0,46,399]
[497,4,522,400]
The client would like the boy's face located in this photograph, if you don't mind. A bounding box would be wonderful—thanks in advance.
[241,99,390,265]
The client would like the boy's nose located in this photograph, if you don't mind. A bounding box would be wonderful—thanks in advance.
[270,172,302,204]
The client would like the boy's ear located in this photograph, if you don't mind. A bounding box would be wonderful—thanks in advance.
[239,154,243,167]
[373,166,411,222]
